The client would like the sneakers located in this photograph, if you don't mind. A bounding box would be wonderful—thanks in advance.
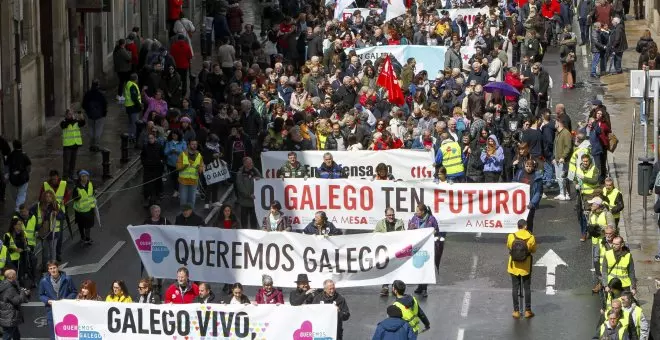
[380,287,389,297]
[172,191,179,198]
[563,194,571,201]
[512,311,521,319]
[542,193,548,199]
[204,203,210,210]
[553,194,564,200]
[524,310,535,318]
[580,234,587,242]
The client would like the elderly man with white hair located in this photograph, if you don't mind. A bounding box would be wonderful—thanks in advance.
[312,279,350,340]
[334,76,358,108]
[609,16,627,74]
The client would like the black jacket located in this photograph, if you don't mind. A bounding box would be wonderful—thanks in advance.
[307,34,324,60]
[6,149,31,186]
[0,280,28,327]
[82,85,108,120]
[194,291,217,303]
[141,142,164,170]
[312,292,350,339]
[289,288,321,306]
[175,212,204,226]
[134,291,161,304]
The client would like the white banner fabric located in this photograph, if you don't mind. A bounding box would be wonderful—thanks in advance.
[437,6,490,28]
[352,45,476,76]
[254,179,530,232]
[203,159,231,184]
[128,226,437,287]
[340,8,383,21]
[260,149,435,180]
[52,300,338,340]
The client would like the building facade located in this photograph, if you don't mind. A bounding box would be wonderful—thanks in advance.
[0,0,173,141]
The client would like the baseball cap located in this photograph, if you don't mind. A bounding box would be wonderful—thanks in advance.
[587,197,604,205]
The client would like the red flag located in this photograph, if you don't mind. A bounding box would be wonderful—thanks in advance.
[377,55,405,106]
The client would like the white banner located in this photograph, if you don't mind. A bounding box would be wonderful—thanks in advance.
[203,158,230,185]
[340,8,382,21]
[52,300,338,340]
[254,179,530,232]
[437,6,490,28]
[128,226,436,287]
[353,45,476,76]
[260,149,435,180]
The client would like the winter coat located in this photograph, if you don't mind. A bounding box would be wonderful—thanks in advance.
[514,169,544,209]
[610,23,628,54]
[6,149,30,187]
[164,282,199,304]
[480,135,505,173]
[316,161,345,179]
[113,47,132,73]
[636,36,654,54]
[289,288,317,306]
[193,291,217,304]
[591,29,607,53]
[164,140,187,167]
[174,212,204,226]
[312,292,350,339]
[374,219,405,233]
[170,40,193,70]
[580,124,603,156]
[235,166,262,207]
[0,280,28,327]
[302,221,342,235]
[134,292,161,304]
[262,212,291,231]
[372,317,417,340]
[408,214,439,234]
[506,229,537,276]
[160,73,183,108]
[39,273,77,320]
[82,85,108,120]
[141,142,164,170]
[255,288,284,304]
[540,121,556,159]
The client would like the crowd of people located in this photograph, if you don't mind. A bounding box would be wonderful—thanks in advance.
[0,0,658,338]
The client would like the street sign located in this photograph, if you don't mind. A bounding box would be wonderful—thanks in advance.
[630,70,660,97]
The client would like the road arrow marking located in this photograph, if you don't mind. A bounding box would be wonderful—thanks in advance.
[533,249,567,295]
[59,241,125,276]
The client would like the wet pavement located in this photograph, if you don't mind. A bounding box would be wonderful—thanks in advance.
[15,1,615,339]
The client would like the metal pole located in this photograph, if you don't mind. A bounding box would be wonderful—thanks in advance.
[82,12,89,92]
[655,80,659,165]
[629,108,635,222]
[14,20,22,140]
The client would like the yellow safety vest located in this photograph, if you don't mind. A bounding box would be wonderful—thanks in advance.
[568,146,590,180]
[589,211,608,245]
[179,152,202,182]
[4,232,25,261]
[318,134,327,150]
[604,187,622,219]
[123,80,141,107]
[73,182,95,213]
[441,141,464,176]
[576,165,597,194]
[44,181,67,213]
[21,215,37,247]
[35,203,61,233]
[598,240,610,267]
[630,305,643,338]
[599,322,627,340]
[62,122,83,147]
[393,298,422,334]
[604,250,632,287]
[0,245,7,280]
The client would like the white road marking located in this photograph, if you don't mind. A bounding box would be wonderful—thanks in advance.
[457,328,465,340]
[59,241,125,276]
[460,291,471,317]
[475,232,482,239]
[469,255,478,280]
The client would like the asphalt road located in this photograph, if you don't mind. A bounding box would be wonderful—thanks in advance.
[18,47,606,339]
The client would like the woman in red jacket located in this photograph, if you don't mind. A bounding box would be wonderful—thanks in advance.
[504,67,524,103]
[254,275,284,304]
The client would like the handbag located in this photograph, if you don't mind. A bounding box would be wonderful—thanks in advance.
[608,133,619,152]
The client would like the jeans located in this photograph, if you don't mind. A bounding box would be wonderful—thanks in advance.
[179,183,197,208]
[613,52,623,73]
[2,326,20,340]
[88,118,105,148]
[62,147,78,179]
[543,161,555,186]
[13,182,28,212]
[591,52,606,76]
[127,112,139,138]
[511,274,532,311]
[578,18,589,44]
[554,162,567,195]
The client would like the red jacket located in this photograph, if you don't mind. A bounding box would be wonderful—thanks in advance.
[541,0,560,19]
[504,71,524,101]
[254,288,284,304]
[164,282,199,304]
[126,42,138,66]
[169,0,184,20]
[170,40,193,69]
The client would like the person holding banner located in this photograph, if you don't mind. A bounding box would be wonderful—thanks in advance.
[407,204,439,298]
[261,200,292,231]
[214,204,241,229]
[38,260,77,340]
[375,208,405,297]
[164,267,199,304]
[289,273,320,306]
[200,134,224,210]
[104,280,133,303]
[316,152,345,179]
[303,211,342,236]
[194,282,216,304]
[77,279,102,301]
[143,205,170,225]
[225,282,251,304]
[435,138,466,183]
[277,152,309,178]
[255,274,284,304]
[135,278,160,304]
[313,279,350,340]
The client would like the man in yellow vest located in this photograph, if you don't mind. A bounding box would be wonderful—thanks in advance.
[124,73,142,142]
[30,190,66,268]
[60,109,85,180]
[391,280,430,334]
[621,291,649,339]
[5,218,27,277]
[602,236,637,296]
[176,140,204,209]
[72,170,96,245]
[0,242,10,281]
[11,204,37,285]
[41,170,70,211]
[593,226,616,294]
[603,177,624,228]
[599,308,632,340]
[434,138,465,183]
[576,154,600,242]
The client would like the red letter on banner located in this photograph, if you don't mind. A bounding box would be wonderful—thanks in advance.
[284,185,297,210]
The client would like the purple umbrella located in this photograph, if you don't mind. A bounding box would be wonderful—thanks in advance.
[483,81,521,97]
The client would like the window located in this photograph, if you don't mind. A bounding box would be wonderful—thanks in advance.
[19,0,35,59]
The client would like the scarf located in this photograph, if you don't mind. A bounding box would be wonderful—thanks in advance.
[205,142,220,154]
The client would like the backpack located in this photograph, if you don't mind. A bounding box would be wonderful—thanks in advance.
[510,235,530,262]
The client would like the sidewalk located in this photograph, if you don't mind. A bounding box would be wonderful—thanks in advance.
[599,18,660,315]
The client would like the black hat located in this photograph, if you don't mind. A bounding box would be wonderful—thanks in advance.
[295,273,310,283]
[387,305,403,318]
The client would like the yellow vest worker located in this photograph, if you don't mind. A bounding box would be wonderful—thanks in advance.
[603,184,623,221]
[576,164,598,195]
[603,249,633,288]
[177,151,203,185]
[73,170,96,244]
[123,80,141,108]
[437,140,464,177]
[17,215,37,248]
[73,182,95,213]
[391,280,429,334]
[44,179,68,213]
[599,321,628,340]
[4,230,26,262]
[567,143,590,181]
[61,123,82,147]
[0,245,8,280]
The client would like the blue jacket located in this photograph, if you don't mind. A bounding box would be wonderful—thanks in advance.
[451,20,468,38]
[480,135,505,173]
[39,272,77,319]
[579,124,603,156]
[372,317,417,340]
[411,136,438,154]
[514,169,544,209]
[317,162,344,179]
[164,139,187,167]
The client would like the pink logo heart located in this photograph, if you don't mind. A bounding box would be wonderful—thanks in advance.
[395,245,413,258]
[55,314,78,338]
[293,321,314,340]
[135,233,152,251]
